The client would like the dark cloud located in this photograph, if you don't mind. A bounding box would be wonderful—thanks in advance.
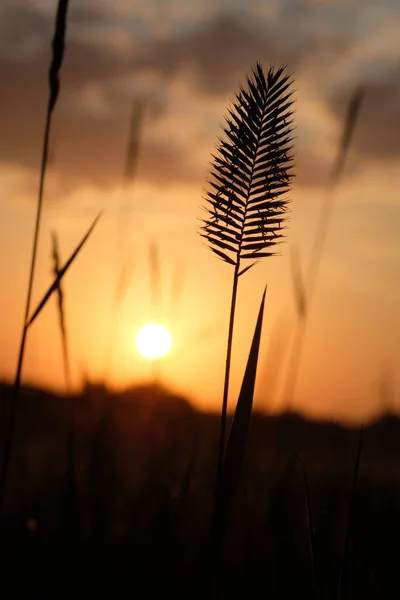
[133,14,287,95]
[0,2,50,55]
[0,4,169,192]
[0,41,197,193]
[0,1,105,55]
[130,11,352,95]
[68,5,106,26]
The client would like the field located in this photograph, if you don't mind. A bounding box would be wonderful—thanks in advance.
[0,381,399,596]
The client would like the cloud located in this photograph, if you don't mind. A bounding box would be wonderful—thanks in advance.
[131,14,290,95]
[0,0,399,195]
[0,2,49,58]
[129,7,359,96]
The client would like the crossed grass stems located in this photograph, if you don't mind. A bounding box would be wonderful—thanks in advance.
[0,0,367,595]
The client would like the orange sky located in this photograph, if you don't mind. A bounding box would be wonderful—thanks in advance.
[0,0,399,424]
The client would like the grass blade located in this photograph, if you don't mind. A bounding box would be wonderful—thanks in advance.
[329,87,365,189]
[149,241,161,321]
[307,86,365,300]
[222,285,267,511]
[123,98,144,185]
[48,0,69,113]
[104,99,144,380]
[207,285,267,584]
[337,424,364,600]
[27,211,102,327]
[289,243,307,319]
[115,98,144,294]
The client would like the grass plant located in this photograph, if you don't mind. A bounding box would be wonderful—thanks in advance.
[200,62,295,585]
[0,0,102,519]
[0,0,70,517]
[200,62,295,486]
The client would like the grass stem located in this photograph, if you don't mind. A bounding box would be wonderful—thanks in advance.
[337,424,364,600]
[0,83,56,517]
[0,0,70,517]
[217,263,240,480]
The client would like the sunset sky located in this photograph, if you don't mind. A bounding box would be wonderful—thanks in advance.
[0,0,399,424]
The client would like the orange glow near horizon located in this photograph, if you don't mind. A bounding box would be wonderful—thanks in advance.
[0,176,399,427]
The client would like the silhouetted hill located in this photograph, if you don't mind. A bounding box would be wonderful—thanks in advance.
[1,380,400,507]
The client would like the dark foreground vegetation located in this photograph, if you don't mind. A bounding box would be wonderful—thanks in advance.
[0,381,399,597]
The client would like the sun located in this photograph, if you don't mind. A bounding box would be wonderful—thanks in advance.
[135,323,172,360]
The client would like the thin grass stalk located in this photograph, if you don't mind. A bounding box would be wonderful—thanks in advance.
[50,231,79,557]
[0,0,69,517]
[216,262,239,489]
[149,241,161,321]
[64,416,79,569]
[256,314,291,408]
[51,231,71,392]
[115,98,143,294]
[173,450,196,528]
[282,87,365,407]
[337,423,364,600]
[114,100,143,300]
[308,87,365,300]
[104,99,143,380]
[300,456,318,598]
[290,243,307,319]
[278,91,364,593]
[123,98,144,185]
[169,261,186,327]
